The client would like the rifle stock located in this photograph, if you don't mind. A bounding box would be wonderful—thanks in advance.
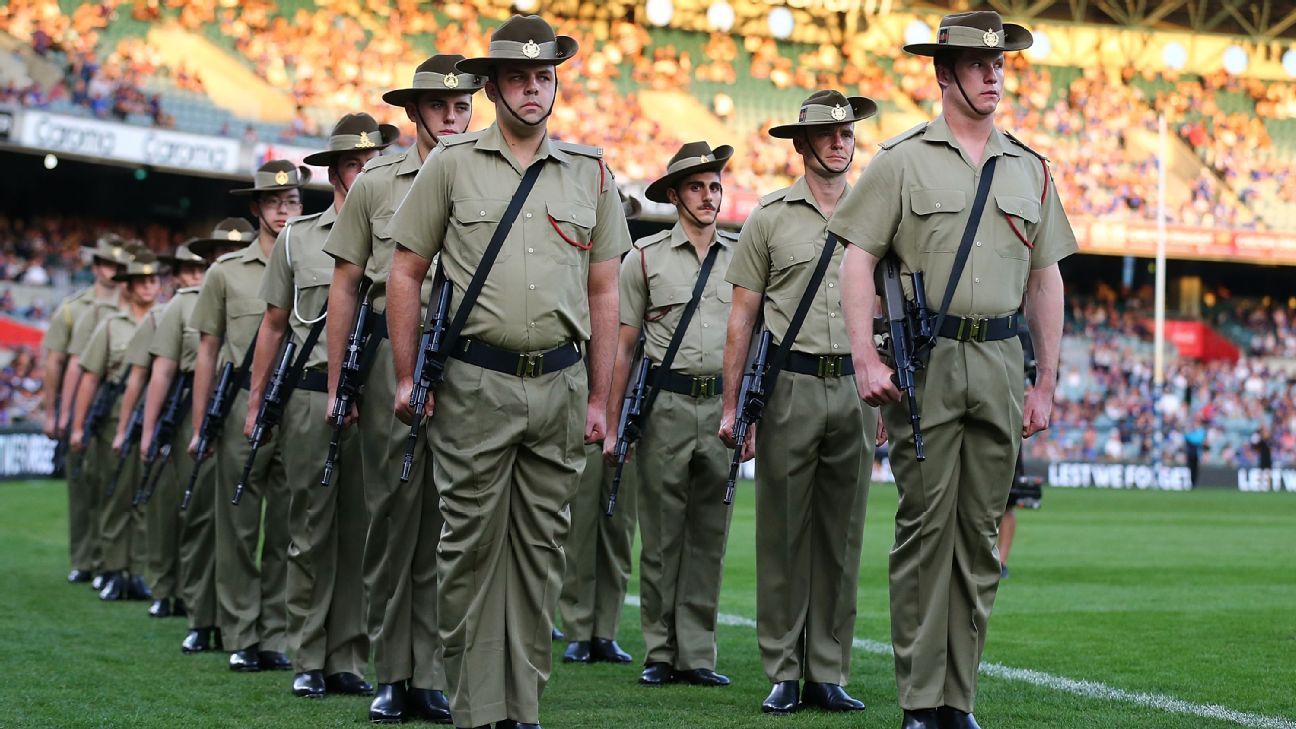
[182,361,236,511]
[134,373,191,507]
[606,339,649,517]
[233,341,296,505]
[323,279,373,487]
[724,330,772,506]
[401,279,452,483]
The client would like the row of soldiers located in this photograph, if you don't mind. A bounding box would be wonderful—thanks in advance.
[42,10,1073,729]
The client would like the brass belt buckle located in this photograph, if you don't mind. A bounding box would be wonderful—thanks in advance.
[691,376,716,398]
[517,353,543,378]
[817,356,841,378]
[964,317,984,342]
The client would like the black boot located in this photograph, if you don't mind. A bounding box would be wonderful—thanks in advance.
[801,682,866,711]
[761,681,800,714]
[229,646,262,672]
[292,670,326,698]
[148,598,171,618]
[562,641,591,663]
[639,662,675,686]
[67,569,92,583]
[676,668,730,687]
[181,627,217,654]
[369,682,408,724]
[589,638,633,663]
[125,575,152,601]
[97,572,126,601]
[324,672,374,696]
[409,687,452,724]
[902,708,941,729]
[172,599,187,618]
[937,706,983,729]
[258,650,292,671]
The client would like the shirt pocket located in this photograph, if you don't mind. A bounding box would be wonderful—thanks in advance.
[909,189,967,253]
[369,213,395,275]
[227,298,266,353]
[292,265,334,291]
[451,198,512,261]
[646,283,693,324]
[714,280,734,303]
[770,241,816,272]
[993,193,1040,261]
[545,201,597,262]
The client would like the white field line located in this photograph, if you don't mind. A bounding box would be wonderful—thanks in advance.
[622,595,1296,729]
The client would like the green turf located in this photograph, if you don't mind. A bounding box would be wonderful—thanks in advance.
[1,481,1293,728]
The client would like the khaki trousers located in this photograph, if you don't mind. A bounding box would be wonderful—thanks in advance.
[144,426,182,600]
[558,444,636,642]
[67,447,99,572]
[95,415,146,574]
[172,408,218,630]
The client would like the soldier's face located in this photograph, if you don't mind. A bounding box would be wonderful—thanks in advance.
[795,123,855,176]
[409,93,473,142]
[488,64,557,127]
[176,264,205,289]
[254,191,303,234]
[332,151,377,195]
[92,261,121,287]
[128,275,160,305]
[668,172,723,226]
[939,50,1005,116]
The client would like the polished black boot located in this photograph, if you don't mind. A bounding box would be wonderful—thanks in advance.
[292,670,326,698]
[937,706,983,729]
[562,641,591,663]
[902,708,941,729]
[639,662,675,685]
[551,626,565,642]
[229,646,262,672]
[325,672,374,696]
[67,569,92,583]
[410,687,452,724]
[97,572,126,601]
[369,682,408,724]
[148,598,171,618]
[761,680,800,714]
[495,722,541,729]
[801,682,866,711]
[676,668,730,687]
[181,627,217,654]
[125,574,152,601]
[258,650,292,671]
[589,638,632,663]
[172,598,187,618]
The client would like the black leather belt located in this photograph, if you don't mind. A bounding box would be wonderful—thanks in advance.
[450,339,581,378]
[370,311,388,341]
[648,366,722,399]
[297,370,328,393]
[937,313,1019,342]
[783,351,854,378]
[238,371,251,391]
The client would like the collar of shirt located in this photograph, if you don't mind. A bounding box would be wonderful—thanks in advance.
[668,221,730,250]
[922,114,1021,161]
[397,145,422,177]
[237,240,270,265]
[782,175,851,220]
[319,203,338,229]
[473,122,569,174]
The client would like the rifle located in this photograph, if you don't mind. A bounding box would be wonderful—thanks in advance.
[181,361,237,511]
[133,372,192,507]
[401,279,452,483]
[82,375,124,446]
[104,398,146,499]
[232,341,297,505]
[724,330,772,506]
[605,338,649,517]
[322,279,373,487]
[877,255,931,461]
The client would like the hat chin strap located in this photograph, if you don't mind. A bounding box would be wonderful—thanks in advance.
[953,74,995,119]
[804,131,854,176]
[498,75,557,128]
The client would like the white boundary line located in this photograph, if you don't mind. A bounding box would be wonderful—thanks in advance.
[623,596,1296,729]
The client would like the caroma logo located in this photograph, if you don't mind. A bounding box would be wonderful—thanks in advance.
[34,116,116,156]
[143,133,230,170]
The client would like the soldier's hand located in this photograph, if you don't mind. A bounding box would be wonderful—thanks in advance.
[139,433,153,461]
[875,417,888,447]
[111,431,125,453]
[739,422,756,462]
[602,433,624,464]
[718,410,738,449]
[242,408,257,441]
[70,430,85,452]
[857,363,901,407]
[584,401,607,445]
[1023,384,1054,439]
[394,377,432,425]
[326,391,359,428]
[43,413,59,440]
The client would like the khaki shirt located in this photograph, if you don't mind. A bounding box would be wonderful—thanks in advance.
[68,297,122,359]
[387,123,632,352]
[80,309,148,382]
[189,242,269,368]
[324,145,427,312]
[828,116,1078,317]
[260,207,336,370]
[42,286,101,354]
[726,176,852,356]
[150,288,202,372]
[620,224,736,375]
[123,308,160,369]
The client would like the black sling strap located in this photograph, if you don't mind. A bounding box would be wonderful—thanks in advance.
[285,301,329,387]
[765,230,840,390]
[922,155,998,353]
[640,242,720,419]
[439,160,544,359]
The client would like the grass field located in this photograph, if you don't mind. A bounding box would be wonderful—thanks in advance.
[1,480,1293,728]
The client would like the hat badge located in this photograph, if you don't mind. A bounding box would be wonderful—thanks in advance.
[983,31,1000,47]
[226,229,242,241]
[700,154,712,163]
[830,104,847,121]
[274,170,290,186]
[356,131,375,148]
[142,264,156,275]
[443,72,460,89]
[522,40,541,59]
[112,246,123,258]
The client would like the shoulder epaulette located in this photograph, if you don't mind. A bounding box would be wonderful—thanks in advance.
[632,229,672,250]
[1003,130,1049,161]
[718,228,740,241]
[759,188,790,207]
[879,123,928,150]
[363,152,403,171]
[215,250,241,263]
[175,286,201,295]
[440,130,484,147]
[553,140,604,158]
[286,211,324,226]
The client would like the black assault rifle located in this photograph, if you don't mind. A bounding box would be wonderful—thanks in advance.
[605,337,648,517]
[401,279,452,483]
[876,256,931,461]
[82,375,125,446]
[724,330,772,506]
[232,341,297,505]
[133,372,192,507]
[322,279,373,487]
[104,399,146,499]
[182,361,237,511]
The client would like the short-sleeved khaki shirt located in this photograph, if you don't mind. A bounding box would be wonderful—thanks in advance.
[42,286,103,355]
[828,115,1079,317]
[620,224,736,375]
[323,146,427,312]
[123,308,160,369]
[80,309,148,381]
[189,242,269,367]
[150,288,202,372]
[387,123,632,353]
[68,297,122,359]
[260,207,336,370]
[725,176,852,356]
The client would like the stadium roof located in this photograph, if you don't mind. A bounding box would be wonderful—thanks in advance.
[903,0,1296,40]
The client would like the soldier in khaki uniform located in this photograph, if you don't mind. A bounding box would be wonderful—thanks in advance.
[720,90,879,716]
[248,114,393,700]
[832,14,1074,729]
[142,228,241,655]
[69,247,161,603]
[602,142,738,687]
[385,15,631,728]
[557,192,643,666]
[43,237,125,584]
[323,55,482,724]
[190,161,307,673]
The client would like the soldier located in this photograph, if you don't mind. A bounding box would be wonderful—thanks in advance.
[146,221,251,655]
[720,90,879,715]
[189,160,307,673]
[557,193,643,668]
[68,246,161,603]
[42,236,125,584]
[602,142,738,687]
[385,15,631,729]
[323,54,482,724]
[831,13,1074,729]
[248,113,394,699]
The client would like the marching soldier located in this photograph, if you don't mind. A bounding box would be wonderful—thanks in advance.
[385,15,631,728]
[69,246,162,603]
[720,91,879,715]
[832,13,1073,729]
[603,142,737,687]
[143,227,242,654]
[323,54,482,724]
[43,236,125,584]
[248,114,393,699]
[189,160,307,673]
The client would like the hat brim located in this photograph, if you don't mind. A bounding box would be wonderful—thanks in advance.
[112,267,165,282]
[302,125,401,166]
[188,238,250,258]
[383,84,483,107]
[455,36,579,77]
[230,166,313,195]
[903,24,1033,56]
[767,97,880,139]
[88,252,124,265]
[645,149,734,204]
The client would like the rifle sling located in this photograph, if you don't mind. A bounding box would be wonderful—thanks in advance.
[284,301,330,393]
[639,243,720,422]
[766,230,841,393]
[921,155,998,354]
